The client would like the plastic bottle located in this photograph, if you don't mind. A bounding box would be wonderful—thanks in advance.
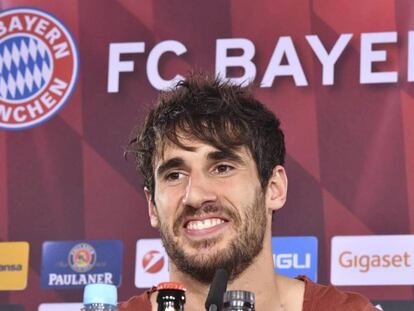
[156,282,186,311]
[222,290,255,311]
[81,283,118,311]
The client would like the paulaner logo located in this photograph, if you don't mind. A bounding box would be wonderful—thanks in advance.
[0,7,79,130]
[41,240,123,289]
[68,243,97,273]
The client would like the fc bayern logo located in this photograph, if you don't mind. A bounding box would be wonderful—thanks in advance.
[0,7,79,130]
[68,243,97,273]
[142,250,165,274]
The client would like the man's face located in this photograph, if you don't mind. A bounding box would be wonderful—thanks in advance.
[148,139,268,284]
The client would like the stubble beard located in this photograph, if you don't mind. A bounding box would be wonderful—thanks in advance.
[159,189,267,284]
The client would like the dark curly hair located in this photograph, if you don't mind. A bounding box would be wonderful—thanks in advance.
[127,73,285,199]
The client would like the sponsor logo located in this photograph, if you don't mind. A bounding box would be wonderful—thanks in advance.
[38,303,82,311]
[135,239,169,288]
[0,264,22,271]
[0,304,25,311]
[0,241,29,290]
[68,243,96,273]
[41,240,123,289]
[373,300,414,311]
[274,253,311,269]
[331,235,414,285]
[272,236,318,282]
[0,8,79,130]
[142,250,165,273]
[271,236,318,281]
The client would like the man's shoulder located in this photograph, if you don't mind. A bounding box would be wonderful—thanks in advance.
[118,291,151,311]
[298,276,378,311]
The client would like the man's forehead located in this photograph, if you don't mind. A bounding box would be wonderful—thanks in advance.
[154,137,197,161]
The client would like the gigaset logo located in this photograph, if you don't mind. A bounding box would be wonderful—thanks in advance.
[331,235,414,285]
[338,251,411,272]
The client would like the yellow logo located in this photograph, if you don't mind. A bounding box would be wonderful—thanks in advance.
[0,241,29,290]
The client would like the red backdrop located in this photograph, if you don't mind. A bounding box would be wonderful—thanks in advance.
[0,1,414,310]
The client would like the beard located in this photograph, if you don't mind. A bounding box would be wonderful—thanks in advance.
[158,188,267,284]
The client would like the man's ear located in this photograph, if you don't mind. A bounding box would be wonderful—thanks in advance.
[144,187,159,228]
[265,165,288,212]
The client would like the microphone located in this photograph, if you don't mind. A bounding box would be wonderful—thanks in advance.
[205,269,229,311]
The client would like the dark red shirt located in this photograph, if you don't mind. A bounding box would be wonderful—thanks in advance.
[118,276,378,311]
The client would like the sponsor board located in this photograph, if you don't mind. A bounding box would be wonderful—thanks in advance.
[0,305,24,311]
[271,236,318,281]
[0,7,79,130]
[331,235,414,285]
[41,240,123,289]
[0,241,29,290]
[135,239,169,288]
[38,303,82,311]
[373,301,414,311]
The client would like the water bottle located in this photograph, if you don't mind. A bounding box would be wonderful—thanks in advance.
[81,283,118,311]
[222,290,255,311]
[156,282,186,311]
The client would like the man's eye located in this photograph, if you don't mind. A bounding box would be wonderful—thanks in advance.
[165,172,182,181]
[215,164,233,174]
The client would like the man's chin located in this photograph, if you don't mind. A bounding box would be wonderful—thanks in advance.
[183,244,224,261]
[184,235,225,250]
[173,250,234,284]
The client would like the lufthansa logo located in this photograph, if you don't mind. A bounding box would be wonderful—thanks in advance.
[0,7,79,130]
[0,264,22,271]
[68,243,97,273]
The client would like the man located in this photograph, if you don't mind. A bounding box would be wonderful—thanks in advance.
[120,73,378,311]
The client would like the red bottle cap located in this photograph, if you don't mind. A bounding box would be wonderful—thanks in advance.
[157,282,186,291]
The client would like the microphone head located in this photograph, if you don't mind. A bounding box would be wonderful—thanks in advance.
[205,268,229,311]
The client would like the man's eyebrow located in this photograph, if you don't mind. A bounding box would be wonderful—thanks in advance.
[156,157,185,177]
[207,149,245,164]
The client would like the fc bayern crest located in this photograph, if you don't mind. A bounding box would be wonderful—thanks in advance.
[68,243,97,273]
[0,7,79,130]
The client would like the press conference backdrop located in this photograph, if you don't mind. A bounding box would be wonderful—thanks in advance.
[0,1,414,310]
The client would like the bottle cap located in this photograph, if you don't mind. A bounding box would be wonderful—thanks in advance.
[157,282,186,291]
[83,283,117,306]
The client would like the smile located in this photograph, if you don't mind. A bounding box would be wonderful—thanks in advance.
[186,218,225,230]
[183,217,230,238]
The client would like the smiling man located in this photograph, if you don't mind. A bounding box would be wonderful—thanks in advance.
[120,74,378,311]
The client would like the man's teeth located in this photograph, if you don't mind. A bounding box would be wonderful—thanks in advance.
[187,218,225,230]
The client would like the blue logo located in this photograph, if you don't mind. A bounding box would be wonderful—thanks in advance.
[0,35,52,102]
[41,240,123,289]
[271,236,318,281]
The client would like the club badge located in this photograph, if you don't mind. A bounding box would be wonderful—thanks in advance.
[0,7,79,130]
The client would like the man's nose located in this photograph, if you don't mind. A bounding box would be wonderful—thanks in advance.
[182,174,218,208]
